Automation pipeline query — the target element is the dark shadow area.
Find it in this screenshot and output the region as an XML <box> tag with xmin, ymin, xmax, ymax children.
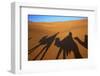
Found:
<box><xmin>74</xmin><ymin>35</ymin><xmax>88</xmax><ymax>48</ymax></box>
<box><xmin>55</xmin><ymin>32</ymin><xmax>82</xmax><ymax>59</ymax></box>
<box><xmin>28</xmin><ymin>37</ymin><xmax>32</xmax><ymax>40</ymax></box>
<box><xmin>28</xmin><ymin>35</ymin><xmax>48</xmax><ymax>54</ymax></box>
<box><xmin>29</xmin><ymin>32</ymin><xmax>59</xmax><ymax>60</ymax></box>
<box><xmin>33</xmin><ymin>32</ymin><xmax>59</xmax><ymax>60</ymax></box>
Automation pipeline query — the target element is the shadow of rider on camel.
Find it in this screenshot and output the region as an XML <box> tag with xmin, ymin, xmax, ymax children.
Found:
<box><xmin>55</xmin><ymin>32</ymin><xmax>82</xmax><ymax>59</ymax></box>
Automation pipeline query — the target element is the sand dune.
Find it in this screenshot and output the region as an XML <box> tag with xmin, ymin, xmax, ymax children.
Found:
<box><xmin>28</xmin><ymin>19</ymin><xmax>88</xmax><ymax>60</ymax></box>
<box><xmin>29</xmin><ymin>19</ymin><xmax>87</xmax><ymax>32</ymax></box>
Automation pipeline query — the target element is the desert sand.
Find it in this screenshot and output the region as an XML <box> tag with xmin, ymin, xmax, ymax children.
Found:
<box><xmin>28</xmin><ymin>19</ymin><xmax>88</xmax><ymax>60</ymax></box>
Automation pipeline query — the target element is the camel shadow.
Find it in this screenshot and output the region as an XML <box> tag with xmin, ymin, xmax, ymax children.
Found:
<box><xmin>55</xmin><ymin>32</ymin><xmax>82</xmax><ymax>59</ymax></box>
<box><xmin>29</xmin><ymin>32</ymin><xmax>59</xmax><ymax>60</ymax></box>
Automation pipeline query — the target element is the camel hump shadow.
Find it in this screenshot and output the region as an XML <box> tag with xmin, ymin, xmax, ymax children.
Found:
<box><xmin>39</xmin><ymin>32</ymin><xmax>59</xmax><ymax>46</ymax></box>
<box><xmin>39</xmin><ymin>35</ymin><xmax>48</xmax><ymax>44</ymax></box>
<box><xmin>55</xmin><ymin>32</ymin><xmax>82</xmax><ymax>59</ymax></box>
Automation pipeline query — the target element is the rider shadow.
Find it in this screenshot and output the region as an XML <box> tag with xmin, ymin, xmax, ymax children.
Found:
<box><xmin>55</xmin><ymin>32</ymin><xmax>82</xmax><ymax>59</ymax></box>
<box><xmin>74</xmin><ymin>35</ymin><xmax>88</xmax><ymax>49</ymax></box>
<box><xmin>29</xmin><ymin>32</ymin><xmax>59</xmax><ymax>60</ymax></box>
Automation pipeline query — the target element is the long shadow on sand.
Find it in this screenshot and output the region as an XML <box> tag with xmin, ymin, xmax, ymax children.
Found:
<box><xmin>29</xmin><ymin>32</ymin><xmax>59</xmax><ymax>60</ymax></box>
<box><xmin>55</xmin><ymin>32</ymin><xmax>82</xmax><ymax>59</ymax></box>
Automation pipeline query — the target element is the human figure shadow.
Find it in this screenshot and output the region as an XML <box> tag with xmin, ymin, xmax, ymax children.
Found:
<box><xmin>55</xmin><ymin>32</ymin><xmax>82</xmax><ymax>59</ymax></box>
<box><xmin>74</xmin><ymin>35</ymin><xmax>88</xmax><ymax>48</ymax></box>
<box><xmin>30</xmin><ymin>32</ymin><xmax>59</xmax><ymax>60</ymax></box>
